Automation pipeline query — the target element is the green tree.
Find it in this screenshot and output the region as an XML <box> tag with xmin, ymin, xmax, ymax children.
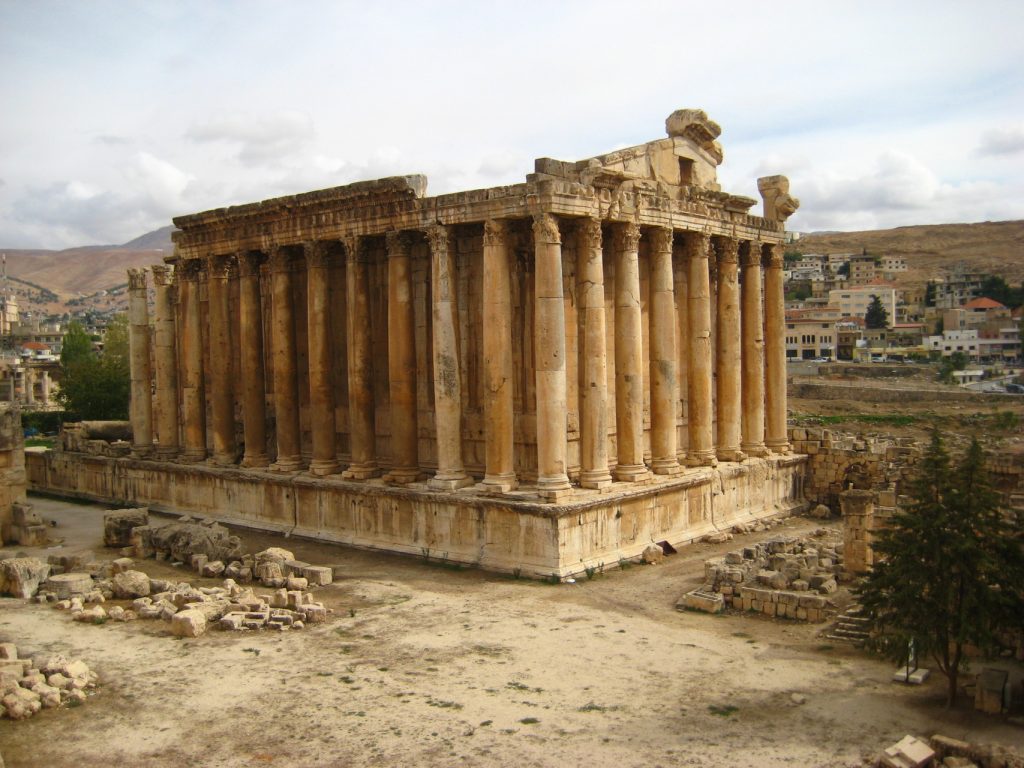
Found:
<box><xmin>865</xmin><ymin>294</ymin><xmax>888</xmax><ymax>329</ymax></box>
<box><xmin>57</xmin><ymin>315</ymin><xmax>131</xmax><ymax>420</ymax></box>
<box><xmin>837</xmin><ymin>262</ymin><xmax>850</xmax><ymax>278</ymax></box>
<box><xmin>857</xmin><ymin>433</ymin><xmax>1022</xmax><ymax>707</ymax></box>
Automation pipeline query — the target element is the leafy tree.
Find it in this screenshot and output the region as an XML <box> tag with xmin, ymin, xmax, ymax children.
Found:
<box><xmin>865</xmin><ymin>294</ymin><xmax>888</xmax><ymax>329</ymax></box>
<box><xmin>925</xmin><ymin>282</ymin><xmax>937</xmax><ymax>308</ymax></box>
<box><xmin>837</xmin><ymin>262</ymin><xmax>850</xmax><ymax>278</ymax></box>
<box><xmin>857</xmin><ymin>433</ymin><xmax>1022</xmax><ymax>707</ymax></box>
<box><xmin>57</xmin><ymin>315</ymin><xmax>131</xmax><ymax>420</ymax></box>
<box><xmin>783</xmin><ymin>250</ymin><xmax>802</xmax><ymax>265</ymax></box>
<box><xmin>979</xmin><ymin>275</ymin><xmax>1023</xmax><ymax>309</ymax></box>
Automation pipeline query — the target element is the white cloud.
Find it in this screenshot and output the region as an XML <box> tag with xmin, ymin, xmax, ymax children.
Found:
<box><xmin>977</xmin><ymin>125</ymin><xmax>1024</xmax><ymax>156</ymax></box>
<box><xmin>185</xmin><ymin>111</ymin><xmax>315</xmax><ymax>166</ymax></box>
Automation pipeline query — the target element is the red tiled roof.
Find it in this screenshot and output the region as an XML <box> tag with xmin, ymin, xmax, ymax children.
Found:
<box><xmin>20</xmin><ymin>341</ymin><xmax>50</xmax><ymax>351</ymax></box>
<box><xmin>963</xmin><ymin>297</ymin><xmax>1006</xmax><ymax>310</ymax></box>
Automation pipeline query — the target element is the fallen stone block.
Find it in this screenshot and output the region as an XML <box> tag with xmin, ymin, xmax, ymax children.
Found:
<box><xmin>73</xmin><ymin>606</ymin><xmax>107</xmax><ymax>624</ymax></box>
<box><xmin>641</xmin><ymin>544</ymin><xmax>664</xmax><ymax>565</ymax></box>
<box><xmin>676</xmin><ymin>589</ymin><xmax>724</xmax><ymax>614</ymax></box>
<box><xmin>285</xmin><ymin>576</ymin><xmax>309</xmax><ymax>591</ymax></box>
<box><xmin>112</xmin><ymin>570</ymin><xmax>150</xmax><ymax>599</ymax></box>
<box><xmin>3</xmin><ymin>686</ymin><xmax>42</xmax><ymax>720</ymax></box>
<box><xmin>43</xmin><ymin>572</ymin><xmax>94</xmax><ymax>599</ymax></box>
<box><xmin>0</xmin><ymin>643</ymin><xmax>18</xmax><ymax>660</ymax></box>
<box><xmin>202</xmin><ymin>561</ymin><xmax>225</xmax><ymax>578</ymax></box>
<box><xmin>103</xmin><ymin>508</ymin><xmax>149</xmax><ymax>548</ymax></box>
<box><xmin>170</xmin><ymin>609</ymin><xmax>207</xmax><ymax>638</ymax></box>
<box><xmin>110</xmin><ymin>557</ymin><xmax>134</xmax><ymax>574</ymax></box>
<box><xmin>0</xmin><ymin>558</ymin><xmax>51</xmax><ymax>599</ymax></box>
<box><xmin>301</xmin><ymin>604</ymin><xmax>327</xmax><ymax>624</ymax></box>
<box><xmin>879</xmin><ymin>735</ymin><xmax>935</xmax><ymax>768</ymax></box>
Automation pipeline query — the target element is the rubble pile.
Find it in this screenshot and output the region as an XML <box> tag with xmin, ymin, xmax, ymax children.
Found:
<box><xmin>0</xmin><ymin>644</ymin><xmax>98</xmax><ymax>720</ymax></box>
<box><xmin>679</xmin><ymin>529</ymin><xmax>844</xmax><ymax>622</ymax></box>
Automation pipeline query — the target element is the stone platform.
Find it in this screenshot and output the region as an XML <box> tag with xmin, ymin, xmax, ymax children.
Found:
<box><xmin>26</xmin><ymin>451</ymin><xmax>807</xmax><ymax>579</ymax></box>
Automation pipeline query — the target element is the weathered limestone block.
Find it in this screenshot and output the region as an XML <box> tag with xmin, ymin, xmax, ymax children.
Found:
<box><xmin>43</xmin><ymin>573</ymin><xmax>94</xmax><ymax>599</ymax></box>
<box><xmin>255</xmin><ymin>548</ymin><xmax>294</xmax><ymax>567</ymax></box>
<box><xmin>170</xmin><ymin>609</ymin><xmax>207</xmax><ymax>638</ymax></box>
<box><xmin>296</xmin><ymin>564</ymin><xmax>332</xmax><ymax>586</ymax></box>
<box><xmin>112</xmin><ymin>570</ymin><xmax>150</xmax><ymax>599</ymax></box>
<box><xmin>0</xmin><ymin>558</ymin><xmax>51</xmax><ymax>599</ymax></box>
<box><xmin>676</xmin><ymin>589</ymin><xmax>724</xmax><ymax>614</ymax></box>
<box><xmin>3</xmin><ymin>686</ymin><xmax>42</xmax><ymax>719</ymax></box>
<box><xmin>255</xmin><ymin>561</ymin><xmax>283</xmax><ymax>584</ymax></box>
<box><xmin>642</xmin><ymin>544</ymin><xmax>665</xmax><ymax>564</ymax></box>
<box><xmin>150</xmin><ymin>519</ymin><xmax>242</xmax><ymax>563</ymax></box>
<box><xmin>879</xmin><ymin>735</ymin><xmax>935</xmax><ymax>768</ymax></box>
<box><xmin>73</xmin><ymin>605</ymin><xmax>107</xmax><ymax>623</ymax></box>
<box><xmin>103</xmin><ymin>507</ymin><xmax>149</xmax><ymax>548</ymax></box>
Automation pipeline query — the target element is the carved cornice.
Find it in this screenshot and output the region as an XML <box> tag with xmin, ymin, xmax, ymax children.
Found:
<box><xmin>127</xmin><ymin>267</ymin><xmax>148</xmax><ymax>291</ymax></box>
<box><xmin>483</xmin><ymin>219</ymin><xmax>508</xmax><ymax>248</ymax></box>
<box><xmin>613</xmin><ymin>221</ymin><xmax>641</xmax><ymax>253</ymax></box>
<box><xmin>741</xmin><ymin>241</ymin><xmax>763</xmax><ymax>269</ymax></box>
<box><xmin>532</xmin><ymin>213</ymin><xmax>561</xmax><ymax>245</ymax></box>
<box><xmin>385</xmin><ymin>230</ymin><xmax>414</xmax><ymax>259</ymax></box>
<box><xmin>575</xmin><ymin>218</ymin><xmax>602</xmax><ymax>251</ymax></box>
<box><xmin>151</xmin><ymin>264</ymin><xmax>174</xmax><ymax>287</ymax></box>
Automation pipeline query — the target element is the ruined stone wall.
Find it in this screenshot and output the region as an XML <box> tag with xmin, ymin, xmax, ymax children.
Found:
<box><xmin>0</xmin><ymin>408</ymin><xmax>27</xmax><ymax>542</ymax></box>
<box><xmin>789</xmin><ymin>426</ymin><xmax>920</xmax><ymax>511</ymax></box>
<box><xmin>790</xmin><ymin>381</ymin><xmax>1014</xmax><ymax>405</ymax></box>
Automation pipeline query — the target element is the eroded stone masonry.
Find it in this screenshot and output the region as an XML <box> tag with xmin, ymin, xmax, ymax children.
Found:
<box><xmin>30</xmin><ymin>109</ymin><xmax>808</xmax><ymax>577</ymax></box>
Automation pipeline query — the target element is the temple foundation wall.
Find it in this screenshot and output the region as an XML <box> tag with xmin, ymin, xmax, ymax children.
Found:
<box><xmin>25</xmin><ymin>450</ymin><xmax>806</xmax><ymax>578</ymax></box>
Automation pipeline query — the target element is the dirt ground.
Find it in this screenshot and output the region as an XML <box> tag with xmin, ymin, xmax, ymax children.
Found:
<box><xmin>1</xmin><ymin>498</ymin><xmax>1022</xmax><ymax>768</ymax></box>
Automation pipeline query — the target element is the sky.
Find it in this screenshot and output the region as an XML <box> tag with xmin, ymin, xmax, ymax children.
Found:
<box><xmin>1</xmin><ymin>0</ymin><xmax>1022</xmax><ymax>249</ymax></box>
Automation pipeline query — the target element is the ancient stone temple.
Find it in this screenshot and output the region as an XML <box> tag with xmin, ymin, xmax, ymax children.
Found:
<box><xmin>31</xmin><ymin>109</ymin><xmax>808</xmax><ymax>577</ymax></box>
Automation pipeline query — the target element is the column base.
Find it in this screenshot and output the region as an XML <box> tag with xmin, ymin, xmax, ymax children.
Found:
<box><xmin>766</xmin><ymin>440</ymin><xmax>791</xmax><ymax>455</ymax></box>
<box><xmin>429</xmin><ymin>472</ymin><xmax>474</xmax><ymax>491</ymax></box>
<box><xmin>383</xmin><ymin>468</ymin><xmax>420</xmax><ymax>485</ymax></box>
<box><xmin>155</xmin><ymin>447</ymin><xmax>180</xmax><ymax>460</ymax></box>
<box><xmin>741</xmin><ymin>443</ymin><xmax>770</xmax><ymax>458</ymax></box>
<box><xmin>209</xmin><ymin>453</ymin><xmax>238</xmax><ymax>467</ymax></box>
<box><xmin>270</xmin><ymin>456</ymin><xmax>304</xmax><ymax>472</ymax></box>
<box><xmin>131</xmin><ymin>445</ymin><xmax>153</xmax><ymax>458</ymax></box>
<box><xmin>578</xmin><ymin>469</ymin><xmax>613</xmax><ymax>490</ymax></box>
<box><xmin>240</xmin><ymin>453</ymin><xmax>270</xmax><ymax>468</ymax></box>
<box><xmin>686</xmin><ymin>450</ymin><xmax>718</xmax><ymax>467</ymax></box>
<box><xmin>537</xmin><ymin>475</ymin><xmax>573</xmax><ymax>503</ymax></box>
<box><xmin>716</xmin><ymin>448</ymin><xmax>747</xmax><ymax>463</ymax></box>
<box><xmin>614</xmin><ymin>464</ymin><xmax>651</xmax><ymax>482</ymax></box>
<box><xmin>650</xmin><ymin>458</ymin><xmax>683</xmax><ymax>476</ymax></box>
<box><xmin>342</xmin><ymin>463</ymin><xmax>380</xmax><ymax>481</ymax></box>
<box><xmin>478</xmin><ymin>473</ymin><xmax>518</xmax><ymax>493</ymax></box>
<box><xmin>180</xmin><ymin>449</ymin><xmax>208</xmax><ymax>463</ymax></box>
<box><xmin>308</xmin><ymin>459</ymin><xmax>340</xmax><ymax>476</ymax></box>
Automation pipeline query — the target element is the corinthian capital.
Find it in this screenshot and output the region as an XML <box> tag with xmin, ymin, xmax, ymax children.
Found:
<box><xmin>532</xmin><ymin>213</ymin><xmax>561</xmax><ymax>245</ymax></box>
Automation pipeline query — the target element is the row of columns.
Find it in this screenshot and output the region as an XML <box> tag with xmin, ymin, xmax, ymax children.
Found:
<box><xmin>128</xmin><ymin>214</ymin><xmax>789</xmax><ymax>503</ymax></box>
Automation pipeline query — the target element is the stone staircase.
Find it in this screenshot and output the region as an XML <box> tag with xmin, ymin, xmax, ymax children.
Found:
<box><xmin>825</xmin><ymin>603</ymin><xmax>870</xmax><ymax>646</ymax></box>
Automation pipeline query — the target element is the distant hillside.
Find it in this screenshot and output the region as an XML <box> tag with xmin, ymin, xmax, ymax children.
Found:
<box><xmin>795</xmin><ymin>220</ymin><xmax>1024</xmax><ymax>284</ymax></box>
<box><xmin>1</xmin><ymin>226</ymin><xmax>177</xmax><ymax>300</ymax></box>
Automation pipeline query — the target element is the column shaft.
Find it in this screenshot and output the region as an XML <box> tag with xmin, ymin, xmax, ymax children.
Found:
<box><xmin>715</xmin><ymin>237</ymin><xmax>744</xmax><ymax>461</ymax></box>
<box><xmin>649</xmin><ymin>227</ymin><xmax>681</xmax><ymax>475</ymax></box>
<box><xmin>740</xmin><ymin>241</ymin><xmax>768</xmax><ymax>456</ymax></box>
<box><xmin>342</xmin><ymin>237</ymin><xmax>379</xmax><ymax>479</ymax></box>
<box><xmin>127</xmin><ymin>268</ymin><xmax>153</xmax><ymax>455</ymax></box>
<box><xmin>269</xmin><ymin>247</ymin><xmax>302</xmax><ymax>471</ymax></box>
<box><xmin>207</xmin><ymin>256</ymin><xmax>236</xmax><ymax>463</ymax></box>
<box><xmin>427</xmin><ymin>225</ymin><xmax>472</xmax><ymax>490</ymax></box>
<box><xmin>152</xmin><ymin>265</ymin><xmax>179</xmax><ymax>456</ymax></box>
<box><xmin>686</xmin><ymin>233</ymin><xmax>716</xmax><ymax>466</ymax></box>
<box><xmin>613</xmin><ymin>222</ymin><xmax>649</xmax><ymax>481</ymax></box>
<box><xmin>306</xmin><ymin>241</ymin><xmax>339</xmax><ymax>475</ymax></box>
<box><xmin>533</xmin><ymin>213</ymin><xmax>571</xmax><ymax>500</ymax></box>
<box><xmin>764</xmin><ymin>244</ymin><xmax>791</xmax><ymax>453</ymax></box>
<box><xmin>673</xmin><ymin>243</ymin><xmax>689</xmax><ymax>462</ymax></box>
<box><xmin>480</xmin><ymin>220</ymin><xmax>517</xmax><ymax>491</ymax></box>
<box><xmin>384</xmin><ymin>231</ymin><xmax>418</xmax><ymax>484</ymax></box>
<box><xmin>237</xmin><ymin>252</ymin><xmax>268</xmax><ymax>467</ymax></box>
<box><xmin>576</xmin><ymin>219</ymin><xmax>612</xmax><ymax>489</ymax></box>
<box><xmin>179</xmin><ymin>260</ymin><xmax>207</xmax><ymax>461</ymax></box>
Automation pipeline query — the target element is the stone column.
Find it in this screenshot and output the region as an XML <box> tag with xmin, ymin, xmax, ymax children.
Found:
<box><xmin>740</xmin><ymin>241</ymin><xmax>768</xmax><ymax>457</ymax></box>
<box><xmin>533</xmin><ymin>213</ymin><xmax>571</xmax><ymax>501</ymax></box>
<box><xmin>127</xmin><ymin>268</ymin><xmax>153</xmax><ymax>456</ymax></box>
<box><xmin>764</xmin><ymin>244</ymin><xmax>791</xmax><ymax>453</ymax></box>
<box><xmin>178</xmin><ymin>259</ymin><xmax>207</xmax><ymax>461</ymax></box>
<box><xmin>841</xmin><ymin>489</ymin><xmax>875</xmax><ymax>575</ymax></box>
<box><xmin>237</xmin><ymin>252</ymin><xmax>268</xmax><ymax>467</ymax></box>
<box><xmin>576</xmin><ymin>218</ymin><xmax>612</xmax><ymax>489</ymax></box>
<box><xmin>613</xmin><ymin>222</ymin><xmax>649</xmax><ymax>481</ymax></box>
<box><xmin>268</xmin><ymin>246</ymin><xmax>302</xmax><ymax>471</ymax></box>
<box><xmin>480</xmin><ymin>220</ymin><xmax>517</xmax><ymax>492</ymax></box>
<box><xmin>206</xmin><ymin>255</ymin><xmax>236</xmax><ymax>464</ymax></box>
<box><xmin>426</xmin><ymin>225</ymin><xmax>472</xmax><ymax>490</ymax></box>
<box><xmin>649</xmin><ymin>226</ymin><xmax>682</xmax><ymax>475</ymax></box>
<box><xmin>40</xmin><ymin>370</ymin><xmax>50</xmax><ymax>406</ymax></box>
<box><xmin>384</xmin><ymin>231</ymin><xmax>419</xmax><ymax>484</ymax></box>
<box><xmin>686</xmin><ymin>232</ymin><xmax>716</xmax><ymax>466</ymax></box>
<box><xmin>714</xmin><ymin>237</ymin><xmax>744</xmax><ymax>462</ymax></box>
<box><xmin>24</xmin><ymin>368</ymin><xmax>34</xmax><ymax>406</ymax></box>
<box><xmin>151</xmin><ymin>265</ymin><xmax>179</xmax><ymax>457</ymax></box>
<box><xmin>674</xmin><ymin>241</ymin><xmax>689</xmax><ymax>463</ymax></box>
<box><xmin>304</xmin><ymin>241</ymin><xmax>339</xmax><ymax>476</ymax></box>
<box><xmin>342</xmin><ymin>236</ymin><xmax>379</xmax><ymax>480</ymax></box>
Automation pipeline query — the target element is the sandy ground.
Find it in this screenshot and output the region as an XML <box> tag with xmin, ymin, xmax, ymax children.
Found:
<box><xmin>0</xmin><ymin>497</ymin><xmax>1022</xmax><ymax>768</ymax></box>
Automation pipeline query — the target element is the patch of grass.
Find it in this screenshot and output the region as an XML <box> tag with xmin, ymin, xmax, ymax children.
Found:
<box><xmin>815</xmin><ymin>413</ymin><xmax>917</xmax><ymax>427</ymax></box>
<box><xmin>708</xmin><ymin>704</ymin><xmax>738</xmax><ymax>717</ymax></box>
<box><xmin>618</xmin><ymin>557</ymin><xmax>632</xmax><ymax>571</ymax></box>
<box><xmin>816</xmin><ymin>644</ymin><xmax>835</xmax><ymax>652</ymax></box>
<box><xmin>578</xmin><ymin>702</ymin><xmax>622</xmax><ymax>713</ymax></box>
<box><xmin>339</xmin><ymin>675</ymin><xmax>355</xmax><ymax>684</ymax></box>
<box><xmin>518</xmin><ymin>717</ymin><xmax>540</xmax><ymax>725</ymax></box>
<box><xmin>511</xmin><ymin>567</ymin><xmax>522</xmax><ymax>580</ymax></box>
<box><xmin>242</xmin><ymin>647</ymin><xmax>261</xmax><ymax>656</ymax></box>
<box><xmin>479</xmin><ymin>720</ymin><xmax>493</xmax><ymax>727</ymax></box>
<box><xmin>427</xmin><ymin>698</ymin><xmax>463</xmax><ymax>710</ymax></box>
<box><xmin>316</xmin><ymin>671</ymin><xmax>332</xmax><ymax>677</ymax></box>
<box><xmin>507</xmin><ymin>681</ymin><xmax>543</xmax><ymax>694</ymax></box>
<box><xmin>544</xmin><ymin>573</ymin><xmax>560</xmax><ymax>585</ymax></box>
<box><xmin>731</xmin><ymin>631</ymin><xmax>752</xmax><ymax>638</ymax></box>
<box><xmin>92</xmin><ymin>616</ymin><xmax>108</xmax><ymax>626</ymax></box>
